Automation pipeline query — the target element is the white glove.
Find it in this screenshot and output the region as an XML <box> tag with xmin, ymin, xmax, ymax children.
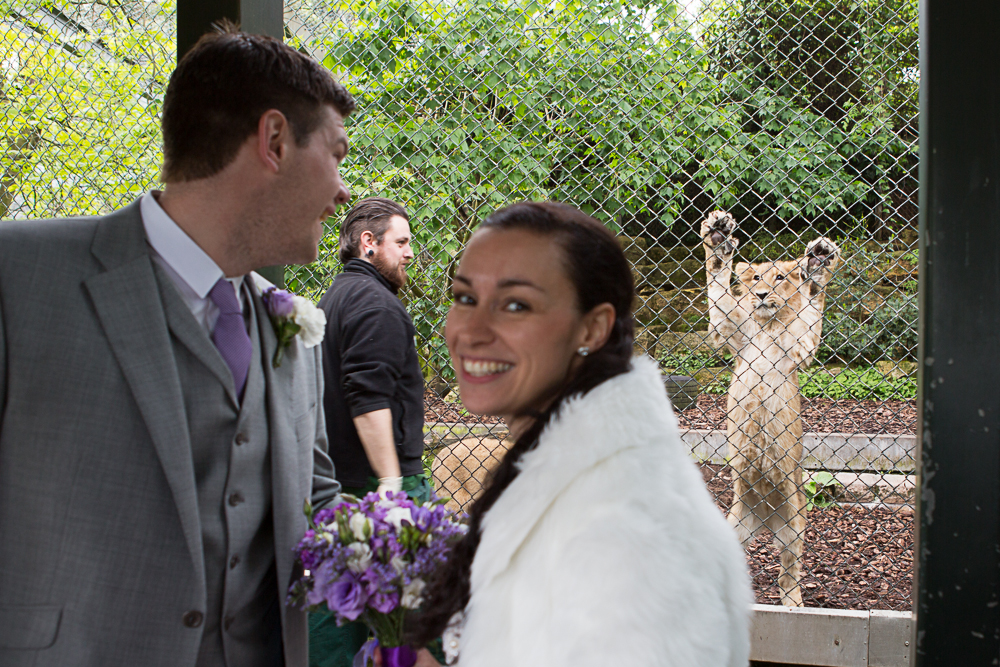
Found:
<box><xmin>376</xmin><ymin>476</ymin><xmax>403</xmax><ymax>496</ymax></box>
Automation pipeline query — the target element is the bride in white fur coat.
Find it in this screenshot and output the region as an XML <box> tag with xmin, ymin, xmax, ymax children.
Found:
<box><xmin>388</xmin><ymin>202</ymin><xmax>750</xmax><ymax>667</ymax></box>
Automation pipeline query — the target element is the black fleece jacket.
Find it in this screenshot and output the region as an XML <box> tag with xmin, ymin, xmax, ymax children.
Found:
<box><xmin>318</xmin><ymin>259</ymin><xmax>425</xmax><ymax>486</ymax></box>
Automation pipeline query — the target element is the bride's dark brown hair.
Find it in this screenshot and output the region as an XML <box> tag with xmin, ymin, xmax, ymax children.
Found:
<box><xmin>406</xmin><ymin>201</ymin><xmax>635</xmax><ymax>644</ymax></box>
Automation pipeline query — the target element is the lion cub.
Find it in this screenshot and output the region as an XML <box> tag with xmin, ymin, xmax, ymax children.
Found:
<box><xmin>701</xmin><ymin>210</ymin><xmax>841</xmax><ymax>606</ymax></box>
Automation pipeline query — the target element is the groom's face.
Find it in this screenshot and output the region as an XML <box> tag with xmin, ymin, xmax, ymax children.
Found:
<box><xmin>255</xmin><ymin>105</ymin><xmax>351</xmax><ymax>266</ymax></box>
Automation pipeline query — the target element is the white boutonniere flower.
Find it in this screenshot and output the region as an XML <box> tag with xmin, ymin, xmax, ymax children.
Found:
<box><xmin>261</xmin><ymin>286</ymin><xmax>326</xmax><ymax>367</ymax></box>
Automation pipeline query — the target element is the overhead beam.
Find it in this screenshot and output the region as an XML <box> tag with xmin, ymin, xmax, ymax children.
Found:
<box><xmin>177</xmin><ymin>0</ymin><xmax>283</xmax><ymax>59</ymax></box>
<box><xmin>914</xmin><ymin>0</ymin><xmax>1000</xmax><ymax>664</ymax></box>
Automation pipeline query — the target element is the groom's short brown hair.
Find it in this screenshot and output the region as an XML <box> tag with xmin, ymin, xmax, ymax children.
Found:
<box><xmin>160</xmin><ymin>23</ymin><xmax>355</xmax><ymax>183</ymax></box>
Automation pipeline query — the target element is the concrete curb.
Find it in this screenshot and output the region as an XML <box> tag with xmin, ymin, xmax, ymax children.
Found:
<box><xmin>682</xmin><ymin>429</ymin><xmax>916</xmax><ymax>473</ymax></box>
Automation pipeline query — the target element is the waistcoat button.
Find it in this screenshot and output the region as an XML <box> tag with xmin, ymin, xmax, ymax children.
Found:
<box><xmin>230</xmin><ymin>554</ymin><xmax>240</xmax><ymax>569</ymax></box>
<box><xmin>183</xmin><ymin>610</ymin><xmax>203</xmax><ymax>628</ymax></box>
<box><xmin>234</xmin><ymin>432</ymin><xmax>249</xmax><ymax>446</ymax></box>
<box><xmin>228</xmin><ymin>492</ymin><xmax>244</xmax><ymax>507</ymax></box>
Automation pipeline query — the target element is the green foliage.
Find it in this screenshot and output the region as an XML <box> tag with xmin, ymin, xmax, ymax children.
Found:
<box><xmin>820</xmin><ymin>241</ymin><xmax>918</xmax><ymax>363</ymax></box>
<box><xmin>1</xmin><ymin>2</ymin><xmax>173</xmax><ymax>219</ymax></box>
<box><xmin>422</xmin><ymin>447</ymin><xmax>437</xmax><ymax>488</ymax></box>
<box><xmin>703</xmin><ymin>0</ymin><xmax>918</xmax><ymax>229</ymax></box>
<box><xmin>5</xmin><ymin>1</ymin><xmax>918</xmax><ymax>388</ymax></box>
<box><xmin>280</xmin><ymin>0</ymin><xmax>919</xmax><ymax>384</ymax></box>
<box><xmin>657</xmin><ymin>350</ymin><xmax>732</xmax><ymax>394</ymax></box>
<box><xmin>658</xmin><ymin>351</ymin><xmax>726</xmax><ymax>376</ymax></box>
<box><xmin>804</xmin><ymin>471</ymin><xmax>840</xmax><ymax>510</ymax></box>
<box><xmin>799</xmin><ymin>366</ymin><xmax>915</xmax><ymax>400</ymax></box>
<box><xmin>406</xmin><ymin>296</ymin><xmax>454</xmax><ymax>383</ymax></box>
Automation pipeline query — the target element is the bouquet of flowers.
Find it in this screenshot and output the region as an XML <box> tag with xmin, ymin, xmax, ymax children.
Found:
<box><xmin>289</xmin><ymin>492</ymin><xmax>465</xmax><ymax>667</ymax></box>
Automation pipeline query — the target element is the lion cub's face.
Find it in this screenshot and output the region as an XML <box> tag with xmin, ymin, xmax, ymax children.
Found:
<box><xmin>736</xmin><ymin>260</ymin><xmax>803</xmax><ymax>322</ymax></box>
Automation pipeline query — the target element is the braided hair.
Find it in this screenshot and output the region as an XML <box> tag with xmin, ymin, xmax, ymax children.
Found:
<box><xmin>407</xmin><ymin>201</ymin><xmax>635</xmax><ymax>644</ymax></box>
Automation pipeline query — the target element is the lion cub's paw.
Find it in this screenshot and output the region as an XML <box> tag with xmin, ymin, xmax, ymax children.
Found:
<box><xmin>701</xmin><ymin>210</ymin><xmax>738</xmax><ymax>256</ymax></box>
<box><xmin>806</xmin><ymin>237</ymin><xmax>841</xmax><ymax>269</ymax></box>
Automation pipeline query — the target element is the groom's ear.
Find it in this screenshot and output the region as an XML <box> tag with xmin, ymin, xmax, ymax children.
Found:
<box><xmin>257</xmin><ymin>109</ymin><xmax>292</xmax><ymax>174</ymax></box>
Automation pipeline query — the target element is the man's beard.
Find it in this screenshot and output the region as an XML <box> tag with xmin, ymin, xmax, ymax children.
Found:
<box><xmin>371</xmin><ymin>253</ymin><xmax>407</xmax><ymax>290</ymax></box>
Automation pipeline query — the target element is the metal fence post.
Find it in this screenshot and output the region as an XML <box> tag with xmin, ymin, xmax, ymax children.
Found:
<box><xmin>914</xmin><ymin>0</ymin><xmax>1000</xmax><ymax>664</ymax></box>
<box><xmin>176</xmin><ymin>0</ymin><xmax>286</xmax><ymax>288</ymax></box>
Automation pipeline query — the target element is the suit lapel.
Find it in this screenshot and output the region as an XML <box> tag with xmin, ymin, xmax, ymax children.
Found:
<box><xmin>153</xmin><ymin>263</ymin><xmax>239</xmax><ymax>408</ymax></box>
<box><xmin>83</xmin><ymin>202</ymin><xmax>206</xmax><ymax>593</ymax></box>
<box><xmin>250</xmin><ymin>278</ymin><xmax>303</xmax><ymax>592</ymax></box>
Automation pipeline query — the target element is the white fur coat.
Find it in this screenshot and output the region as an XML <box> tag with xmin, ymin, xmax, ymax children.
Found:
<box><xmin>458</xmin><ymin>356</ymin><xmax>751</xmax><ymax>667</ymax></box>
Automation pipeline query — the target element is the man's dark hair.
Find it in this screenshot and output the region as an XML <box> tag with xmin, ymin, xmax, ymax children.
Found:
<box><xmin>338</xmin><ymin>197</ymin><xmax>409</xmax><ymax>264</ymax></box>
<box><xmin>160</xmin><ymin>23</ymin><xmax>356</xmax><ymax>182</ymax></box>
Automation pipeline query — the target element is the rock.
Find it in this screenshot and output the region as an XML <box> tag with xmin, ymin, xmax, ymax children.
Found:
<box><xmin>432</xmin><ymin>437</ymin><xmax>510</xmax><ymax>514</ymax></box>
<box><xmin>427</xmin><ymin>376</ymin><xmax>452</xmax><ymax>398</ymax></box>
<box><xmin>898</xmin><ymin>227</ymin><xmax>919</xmax><ymax>249</ymax></box>
<box><xmin>618</xmin><ymin>235</ymin><xmax>647</xmax><ymax>250</ymax></box>
<box><xmin>634</xmin><ymin>258</ymin><xmax>706</xmax><ymax>291</ymax></box>
<box><xmin>618</xmin><ymin>236</ymin><xmax>647</xmax><ymax>264</ymax></box>
<box><xmin>814</xmin><ymin>472</ymin><xmax>915</xmax><ymax>504</ymax></box>
<box><xmin>636</xmin><ymin>329</ymin><xmax>717</xmax><ymax>360</ymax></box>
<box><xmin>876</xmin><ymin>360</ymin><xmax>917</xmax><ymax>380</ymax></box>
<box><xmin>634</xmin><ymin>288</ymin><xmax>707</xmax><ymax>328</ymax></box>
<box><xmin>694</xmin><ymin>367</ymin><xmax>730</xmax><ymax>390</ymax></box>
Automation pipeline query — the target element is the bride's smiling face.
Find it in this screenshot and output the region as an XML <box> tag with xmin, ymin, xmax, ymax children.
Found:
<box><xmin>445</xmin><ymin>228</ymin><xmax>589</xmax><ymax>428</ymax></box>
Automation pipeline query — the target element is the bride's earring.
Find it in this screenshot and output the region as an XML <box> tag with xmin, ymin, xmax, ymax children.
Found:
<box><xmin>577</xmin><ymin>346</ymin><xmax>590</xmax><ymax>357</ymax></box>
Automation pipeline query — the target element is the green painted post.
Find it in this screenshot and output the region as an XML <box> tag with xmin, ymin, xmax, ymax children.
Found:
<box><xmin>176</xmin><ymin>0</ymin><xmax>286</xmax><ymax>288</ymax></box>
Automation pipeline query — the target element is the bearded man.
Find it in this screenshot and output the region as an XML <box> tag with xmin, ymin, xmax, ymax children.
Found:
<box><xmin>311</xmin><ymin>197</ymin><xmax>426</xmax><ymax>666</ymax></box>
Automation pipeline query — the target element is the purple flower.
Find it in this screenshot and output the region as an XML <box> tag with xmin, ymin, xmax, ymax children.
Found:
<box><xmin>263</xmin><ymin>287</ymin><xmax>295</xmax><ymax>318</ymax></box>
<box><xmin>369</xmin><ymin>590</ymin><xmax>400</xmax><ymax>614</ymax></box>
<box><xmin>326</xmin><ymin>571</ymin><xmax>368</xmax><ymax>620</ymax></box>
<box><xmin>307</xmin><ymin>560</ymin><xmax>336</xmax><ymax>607</ymax></box>
<box><xmin>289</xmin><ymin>489</ymin><xmax>466</xmax><ymax>646</ymax></box>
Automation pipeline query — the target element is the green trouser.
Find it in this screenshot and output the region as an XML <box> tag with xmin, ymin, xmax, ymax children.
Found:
<box><xmin>308</xmin><ymin>474</ymin><xmax>432</xmax><ymax>667</ymax></box>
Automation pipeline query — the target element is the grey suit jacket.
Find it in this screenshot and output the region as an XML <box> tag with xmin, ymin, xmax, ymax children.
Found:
<box><xmin>0</xmin><ymin>200</ymin><xmax>341</xmax><ymax>666</ymax></box>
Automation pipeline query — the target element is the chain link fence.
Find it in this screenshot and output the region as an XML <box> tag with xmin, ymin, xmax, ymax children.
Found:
<box><xmin>4</xmin><ymin>0</ymin><xmax>917</xmax><ymax>612</ymax></box>
<box><xmin>1</xmin><ymin>1</ymin><xmax>174</xmax><ymax>219</ymax></box>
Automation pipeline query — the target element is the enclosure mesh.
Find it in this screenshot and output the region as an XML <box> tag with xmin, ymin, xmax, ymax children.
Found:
<box><xmin>3</xmin><ymin>0</ymin><xmax>917</xmax><ymax>610</ymax></box>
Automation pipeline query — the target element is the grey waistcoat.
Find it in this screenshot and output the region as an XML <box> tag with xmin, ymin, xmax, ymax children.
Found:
<box><xmin>157</xmin><ymin>269</ymin><xmax>282</xmax><ymax>667</ymax></box>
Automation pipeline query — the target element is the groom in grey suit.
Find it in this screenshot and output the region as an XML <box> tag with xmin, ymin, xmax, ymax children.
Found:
<box><xmin>0</xmin><ymin>27</ymin><xmax>353</xmax><ymax>667</ymax></box>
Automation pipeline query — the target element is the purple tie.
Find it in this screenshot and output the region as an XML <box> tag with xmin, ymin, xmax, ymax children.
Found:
<box><xmin>208</xmin><ymin>278</ymin><xmax>252</xmax><ymax>398</ymax></box>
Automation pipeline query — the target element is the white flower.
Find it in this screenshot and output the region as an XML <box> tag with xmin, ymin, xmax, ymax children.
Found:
<box><xmin>348</xmin><ymin>513</ymin><xmax>372</xmax><ymax>542</ymax></box>
<box><xmin>346</xmin><ymin>542</ymin><xmax>373</xmax><ymax>573</ymax></box>
<box><xmin>442</xmin><ymin>612</ymin><xmax>464</xmax><ymax>664</ymax></box>
<box><xmin>384</xmin><ymin>506</ymin><xmax>414</xmax><ymax>531</ymax></box>
<box><xmin>401</xmin><ymin>578</ymin><xmax>426</xmax><ymax>609</ymax></box>
<box><xmin>291</xmin><ymin>295</ymin><xmax>326</xmax><ymax>348</ymax></box>
<box><xmin>390</xmin><ymin>554</ymin><xmax>408</xmax><ymax>575</ymax></box>
<box><xmin>376</xmin><ymin>496</ymin><xmax>399</xmax><ymax>511</ymax></box>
